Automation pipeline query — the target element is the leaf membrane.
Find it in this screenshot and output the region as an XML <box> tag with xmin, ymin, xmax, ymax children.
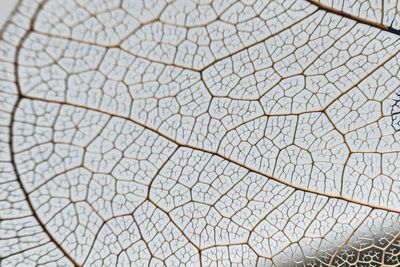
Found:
<box><xmin>1</xmin><ymin>0</ymin><xmax>400</xmax><ymax>266</ymax></box>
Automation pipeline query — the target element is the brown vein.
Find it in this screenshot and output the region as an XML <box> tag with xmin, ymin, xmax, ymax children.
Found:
<box><xmin>18</xmin><ymin>94</ymin><xmax>400</xmax><ymax>215</ymax></box>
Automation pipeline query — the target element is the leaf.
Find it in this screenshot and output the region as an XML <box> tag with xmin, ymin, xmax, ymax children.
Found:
<box><xmin>1</xmin><ymin>0</ymin><xmax>400</xmax><ymax>266</ymax></box>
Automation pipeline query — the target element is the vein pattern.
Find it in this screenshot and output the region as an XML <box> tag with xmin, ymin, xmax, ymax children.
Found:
<box><xmin>1</xmin><ymin>0</ymin><xmax>400</xmax><ymax>266</ymax></box>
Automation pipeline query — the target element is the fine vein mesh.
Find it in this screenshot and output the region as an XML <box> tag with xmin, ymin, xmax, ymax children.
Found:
<box><xmin>1</xmin><ymin>0</ymin><xmax>400</xmax><ymax>266</ymax></box>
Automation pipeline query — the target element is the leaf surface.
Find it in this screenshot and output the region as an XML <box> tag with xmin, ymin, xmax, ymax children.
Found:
<box><xmin>1</xmin><ymin>0</ymin><xmax>400</xmax><ymax>266</ymax></box>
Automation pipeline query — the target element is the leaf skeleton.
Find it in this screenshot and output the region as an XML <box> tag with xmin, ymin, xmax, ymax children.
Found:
<box><xmin>1</xmin><ymin>0</ymin><xmax>400</xmax><ymax>266</ymax></box>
